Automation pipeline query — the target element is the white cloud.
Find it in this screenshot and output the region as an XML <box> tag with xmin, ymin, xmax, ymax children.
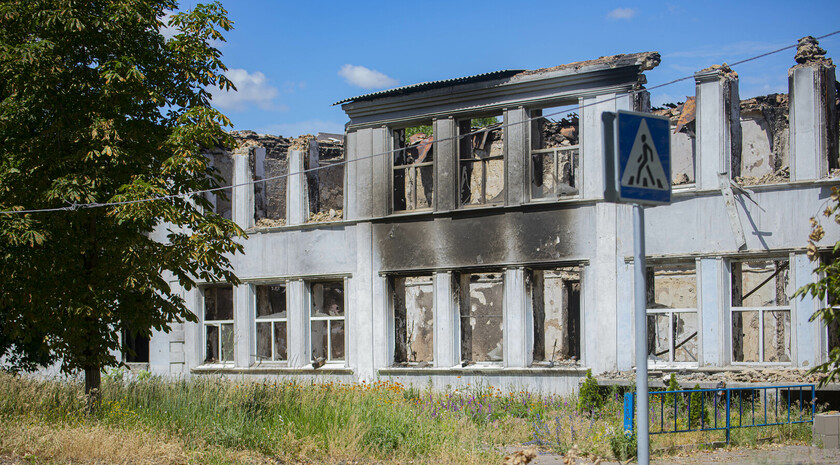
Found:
<box><xmin>606</xmin><ymin>8</ymin><xmax>636</xmax><ymax>20</ymax></box>
<box><xmin>211</xmin><ymin>69</ymin><xmax>282</xmax><ymax>112</ymax></box>
<box><xmin>338</xmin><ymin>64</ymin><xmax>398</xmax><ymax>89</ymax></box>
<box><xmin>257</xmin><ymin>120</ymin><xmax>346</xmax><ymax>138</ymax></box>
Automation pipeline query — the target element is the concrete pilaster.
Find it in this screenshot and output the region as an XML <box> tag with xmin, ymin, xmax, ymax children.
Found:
<box><xmin>232</xmin><ymin>147</ymin><xmax>257</xmax><ymax>229</ymax></box>
<box><xmin>585</xmin><ymin>202</ymin><xmax>621</xmax><ymax>373</ymax></box>
<box><xmin>789</xmin><ymin>64</ymin><xmax>838</xmax><ymax>180</ymax></box>
<box><xmin>371</xmin><ymin>127</ymin><xmax>390</xmax><ymax>218</ymax></box>
<box><xmin>694</xmin><ymin>67</ymin><xmax>741</xmax><ymax>190</ymax></box>
<box><xmin>698</xmin><ymin>257</ymin><xmax>725</xmax><ymax>366</ymax></box>
<box><xmin>792</xmin><ymin>252</ymin><xmax>820</xmax><ymax>367</ymax></box>
<box><xmin>286</xmin><ymin>149</ymin><xmax>308</xmax><ymax>226</ymax></box>
<box><xmin>185</xmin><ymin>287</ymin><xmax>203</xmax><ymax>370</ymax></box>
<box><xmin>233</xmin><ymin>284</ymin><xmax>254</xmax><ymax>368</ymax></box>
<box><xmin>286</xmin><ymin>279</ymin><xmax>308</xmax><ymax>367</ymax></box>
<box><xmin>433</xmin><ymin>117</ymin><xmax>458</xmax><ymax>212</ymax></box>
<box><xmin>433</xmin><ymin>271</ymin><xmax>460</xmax><ymax>367</ymax></box>
<box><xmin>352</xmin><ymin>223</ymin><xmax>375</xmax><ymax>375</ymax></box>
<box><xmin>581</xmin><ymin>93</ymin><xmax>633</xmax><ymax>200</ymax></box>
<box><xmin>503</xmin><ymin>267</ymin><xmax>532</xmax><ymax>367</ymax></box>
<box><xmin>504</xmin><ymin>107</ymin><xmax>528</xmax><ymax>206</ymax></box>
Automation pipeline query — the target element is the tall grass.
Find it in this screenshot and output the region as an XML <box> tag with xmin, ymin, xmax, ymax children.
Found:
<box><xmin>0</xmin><ymin>373</ymin><xmax>818</xmax><ymax>464</ymax></box>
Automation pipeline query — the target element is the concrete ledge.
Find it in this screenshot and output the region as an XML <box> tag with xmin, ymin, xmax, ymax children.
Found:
<box><xmin>191</xmin><ymin>365</ymin><xmax>353</xmax><ymax>376</ymax></box>
<box><xmin>379</xmin><ymin>366</ymin><xmax>588</xmax><ymax>376</ymax></box>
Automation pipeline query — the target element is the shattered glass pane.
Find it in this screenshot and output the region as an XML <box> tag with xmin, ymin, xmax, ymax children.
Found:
<box><xmin>673</xmin><ymin>312</ymin><xmax>698</xmax><ymax>362</ymax></box>
<box><xmin>311</xmin><ymin>320</ymin><xmax>328</xmax><ymax>361</ymax></box>
<box><xmin>311</xmin><ymin>282</ymin><xmax>344</xmax><ymax>317</ymax></box>
<box><xmin>274</xmin><ymin>321</ymin><xmax>287</xmax><ymax>361</ymax></box>
<box><xmin>331</xmin><ymin>321</ymin><xmax>345</xmax><ymax>361</ymax></box>
<box><xmin>221</xmin><ymin>323</ymin><xmax>234</xmax><ymax>362</ymax></box>
<box><xmin>256</xmin><ymin>322</ymin><xmax>271</xmax><ymax>360</ymax></box>
<box><xmin>647</xmin><ymin>313</ymin><xmax>670</xmax><ymax>362</ymax></box>
<box><xmin>732</xmin><ymin>311</ymin><xmax>761</xmax><ymax>363</ymax></box>
<box><xmin>256</xmin><ymin>284</ymin><xmax>286</xmax><ymax>318</ymax></box>
<box><xmin>215</xmin><ymin>286</ymin><xmax>233</xmax><ymax>320</ymax></box>
<box><xmin>205</xmin><ymin>325</ymin><xmax>219</xmax><ymax>363</ymax></box>
<box><xmin>763</xmin><ymin>310</ymin><xmax>791</xmax><ymax>362</ymax></box>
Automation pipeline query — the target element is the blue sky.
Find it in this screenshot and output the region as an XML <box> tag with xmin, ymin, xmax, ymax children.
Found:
<box><xmin>192</xmin><ymin>0</ymin><xmax>840</xmax><ymax>137</ymax></box>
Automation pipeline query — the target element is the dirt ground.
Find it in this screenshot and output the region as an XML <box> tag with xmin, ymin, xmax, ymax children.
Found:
<box><xmin>525</xmin><ymin>444</ymin><xmax>840</xmax><ymax>464</ymax></box>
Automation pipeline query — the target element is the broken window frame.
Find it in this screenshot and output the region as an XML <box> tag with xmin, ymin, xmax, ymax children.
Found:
<box><xmin>254</xmin><ymin>283</ymin><xmax>288</xmax><ymax>364</ymax></box>
<box><xmin>202</xmin><ymin>285</ymin><xmax>234</xmax><ymax>365</ymax></box>
<box><xmin>391</xmin><ymin>125</ymin><xmax>434</xmax><ymax>213</ymax></box>
<box><xmin>458</xmin><ymin>271</ymin><xmax>505</xmax><ymax>366</ymax></box>
<box><xmin>458</xmin><ymin>116</ymin><xmax>505</xmax><ymax>207</ymax></box>
<box><xmin>645</xmin><ymin>263</ymin><xmax>699</xmax><ymax>366</ymax></box>
<box><xmin>528</xmin><ymin>267</ymin><xmax>582</xmax><ymax>366</ymax></box>
<box><xmin>528</xmin><ymin>108</ymin><xmax>580</xmax><ymax>201</ymax></box>
<box><xmin>730</xmin><ymin>258</ymin><xmax>792</xmax><ymax>365</ymax></box>
<box><xmin>309</xmin><ymin>279</ymin><xmax>346</xmax><ymax>364</ymax></box>
<box><xmin>389</xmin><ymin>274</ymin><xmax>435</xmax><ymax>366</ymax></box>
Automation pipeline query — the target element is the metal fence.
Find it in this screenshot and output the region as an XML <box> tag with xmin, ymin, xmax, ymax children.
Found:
<box><xmin>623</xmin><ymin>384</ymin><xmax>816</xmax><ymax>442</ymax></box>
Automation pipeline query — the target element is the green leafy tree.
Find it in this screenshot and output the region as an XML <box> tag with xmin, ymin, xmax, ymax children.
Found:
<box><xmin>795</xmin><ymin>186</ymin><xmax>840</xmax><ymax>385</ymax></box>
<box><xmin>688</xmin><ymin>384</ymin><xmax>710</xmax><ymax>428</ymax></box>
<box><xmin>0</xmin><ymin>0</ymin><xmax>243</xmax><ymax>401</ymax></box>
<box><xmin>577</xmin><ymin>369</ymin><xmax>604</xmax><ymax>414</ymax></box>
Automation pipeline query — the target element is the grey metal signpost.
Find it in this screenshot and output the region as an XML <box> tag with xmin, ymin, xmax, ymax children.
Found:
<box><xmin>603</xmin><ymin>110</ymin><xmax>671</xmax><ymax>465</ymax></box>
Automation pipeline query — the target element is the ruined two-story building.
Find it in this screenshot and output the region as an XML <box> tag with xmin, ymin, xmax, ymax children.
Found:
<box><xmin>137</xmin><ymin>37</ymin><xmax>839</xmax><ymax>394</ymax></box>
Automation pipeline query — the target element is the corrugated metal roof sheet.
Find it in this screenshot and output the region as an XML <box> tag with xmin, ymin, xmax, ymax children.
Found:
<box><xmin>333</xmin><ymin>69</ymin><xmax>525</xmax><ymax>106</ymax></box>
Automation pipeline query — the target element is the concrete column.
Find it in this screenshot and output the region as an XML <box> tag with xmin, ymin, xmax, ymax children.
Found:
<box><xmin>503</xmin><ymin>267</ymin><xmax>532</xmax><ymax>367</ymax></box>
<box><xmin>433</xmin><ymin>117</ymin><xmax>458</xmax><ymax>212</ymax></box>
<box><xmin>233</xmin><ymin>284</ymin><xmax>254</xmax><ymax>368</ymax></box>
<box><xmin>789</xmin><ymin>40</ymin><xmax>838</xmax><ymax>180</ymax></box>
<box><xmin>615</xmin><ymin>260</ymin><xmax>635</xmax><ymax>371</ymax></box>
<box><xmin>286</xmin><ymin>149</ymin><xmax>308</xmax><ymax>226</ymax></box>
<box><xmin>581</xmin><ymin>93</ymin><xmax>633</xmax><ymax>199</ymax></box>
<box><xmin>352</xmin><ymin>223</ymin><xmax>375</xmax><ymax>376</ymax></box>
<box><xmin>286</xmin><ymin>279</ymin><xmax>308</xmax><ymax>367</ymax></box>
<box><xmin>504</xmin><ymin>107</ymin><xmax>529</xmax><ymax>206</ymax></box>
<box><xmin>185</xmin><ymin>287</ymin><xmax>203</xmax><ymax>371</ymax></box>
<box><xmin>697</xmin><ymin>257</ymin><xmax>725</xmax><ymax>366</ymax></box>
<box><xmin>585</xmin><ymin>203</ymin><xmax>619</xmax><ymax>373</ymax></box>
<box><xmin>792</xmin><ymin>252</ymin><xmax>820</xmax><ymax>367</ymax></box>
<box><xmin>371</xmin><ymin>127</ymin><xmax>390</xmax><ymax>218</ymax></box>
<box><xmin>232</xmin><ymin>147</ymin><xmax>257</xmax><ymax>229</ymax></box>
<box><xmin>694</xmin><ymin>65</ymin><xmax>741</xmax><ymax>190</ymax></box>
<box><xmin>345</xmin><ymin>128</ymin><xmax>374</xmax><ymax>220</ymax></box>
<box><xmin>433</xmin><ymin>271</ymin><xmax>460</xmax><ymax>367</ymax></box>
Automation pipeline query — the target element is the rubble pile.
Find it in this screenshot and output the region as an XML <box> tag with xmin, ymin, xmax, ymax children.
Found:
<box><xmin>736</xmin><ymin>166</ymin><xmax>791</xmax><ymax>186</ymax></box>
<box><xmin>599</xmin><ymin>367</ymin><xmax>830</xmax><ymax>386</ymax></box>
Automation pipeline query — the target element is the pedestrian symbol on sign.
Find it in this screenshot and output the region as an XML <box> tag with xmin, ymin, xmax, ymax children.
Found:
<box><xmin>620</xmin><ymin>119</ymin><xmax>668</xmax><ymax>191</ymax></box>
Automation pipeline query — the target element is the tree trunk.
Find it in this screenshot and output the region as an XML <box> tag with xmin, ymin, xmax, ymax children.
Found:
<box><xmin>84</xmin><ymin>365</ymin><xmax>101</xmax><ymax>413</ymax></box>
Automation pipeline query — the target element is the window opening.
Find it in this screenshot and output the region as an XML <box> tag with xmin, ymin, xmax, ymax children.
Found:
<box><xmin>820</xmin><ymin>252</ymin><xmax>840</xmax><ymax>356</ymax></box>
<box><xmin>393</xmin><ymin>125</ymin><xmax>434</xmax><ymax>212</ymax></box>
<box><xmin>205</xmin><ymin>151</ymin><xmax>233</xmax><ymax>219</ymax></box>
<box><xmin>646</xmin><ymin>263</ymin><xmax>698</xmax><ymax>365</ymax></box>
<box><xmin>203</xmin><ymin>285</ymin><xmax>234</xmax><ymax>363</ymax></box>
<box><xmin>255</xmin><ymin>284</ymin><xmax>287</xmax><ymax>362</ymax></box>
<box><xmin>731</xmin><ymin>259</ymin><xmax>791</xmax><ymax>363</ymax></box>
<box><xmin>530</xmin><ymin>267</ymin><xmax>581</xmax><ymax>365</ymax></box>
<box><xmin>458</xmin><ymin>272</ymin><xmax>504</xmax><ymax>364</ymax></box>
<box><xmin>310</xmin><ymin>281</ymin><xmax>345</xmax><ymax>362</ymax></box>
<box><xmin>459</xmin><ymin>116</ymin><xmax>504</xmax><ymax>206</ymax></box>
<box><xmin>391</xmin><ymin>275</ymin><xmax>434</xmax><ymax>365</ymax></box>
<box><xmin>306</xmin><ymin>138</ymin><xmax>345</xmax><ymax>222</ymax></box>
<box><xmin>252</xmin><ymin>142</ymin><xmax>288</xmax><ymax>228</ymax></box>
<box><xmin>122</xmin><ymin>328</ymin><xmax>149</xmax><ymax>363</ymax></box>
<box><xmin>530</xmin><ymin>108</ymin><xmax>579</xmax><ymax>199</ymax></box>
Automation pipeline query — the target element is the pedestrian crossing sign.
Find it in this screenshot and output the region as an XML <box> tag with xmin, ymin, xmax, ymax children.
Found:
<box><xmin>615</xmin><ymin>110</ymin><xmax>671</xmax><ymax>205</ymax></box>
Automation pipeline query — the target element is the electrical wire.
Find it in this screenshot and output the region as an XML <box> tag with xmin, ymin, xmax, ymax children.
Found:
<box><xmin>2</xmin><ymin>29</ymin><xmax>839</xmax><ymax>216</ymax></box>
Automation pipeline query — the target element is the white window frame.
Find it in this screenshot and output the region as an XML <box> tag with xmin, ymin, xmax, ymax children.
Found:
<box><xmin>254</xmin><ymin>282</ymin><xmax>289</xmax><ymax>364</ymax></box>
<box><xmin>730</xmin><ymin>259</ymin><xmax>792</xmax><ymax>366</ymax></box>
<box><xmin>458</xmin><ymin>117</ymin><xmax>505</xmax><ymax>207</ymax></box>
<box><xmin>202</xmin><ymin>285</ymin><xmax>234</xmax><ymax>365</ymax></box>
<box><xmin>645</xmin><ymin>262</ymin><xmax>699</xmax><ymax>367</ymax></box>
<box><xmin>309</xmin><ymin>279</ymin><xmax>347</xmax><ymax>364</ymax></box>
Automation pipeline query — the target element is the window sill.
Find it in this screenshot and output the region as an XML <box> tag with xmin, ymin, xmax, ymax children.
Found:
<box><xmin>379</xmin><ymin>366</ymin><xmax>589</xmax><ymax>376</ymax></box>
<box><xmin>192</xmin><ymin>365</ymin><xmax>353</xmax><ymax>375</ymax></box>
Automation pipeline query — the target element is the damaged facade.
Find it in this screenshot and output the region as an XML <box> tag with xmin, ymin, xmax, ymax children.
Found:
<box><xmin>136</xmin><ymin>37</ymin><xmax>840</xmax><ymax>394</ymax></box>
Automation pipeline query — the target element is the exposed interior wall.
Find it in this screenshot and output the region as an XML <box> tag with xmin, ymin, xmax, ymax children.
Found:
<box><xmin>530</xmin><ymin>267</ymin><xmax>581</xmax><ymax>364</ymax></box>
<box><xmin>393</xmin><ymin>127</ymin><xmax>434</xmax><ymax>211</ymax></box>
<box><xmin>235</xmin><ymin>131</ymin><xmax>292</xmax><ymax>227</ymax></box>
<box><xmin>459</xmin><ymin>272</ymin><xmax>504</xmax><ymax>363</ymax></box>
<box><xmin>530</xmin><ymin>112</ymin><xmax>580</xmax><ymax>198</ymax></box>
<box><xmin>737</xmin><ymin>94</ymin><xmax>791</xmax><ymax>183</ymax></box>
<box><xmin>392</xmin><ymin>275</ymin><xmax>434</xmax><ymax>365</ymax></box>
<box><xmin>653</xmin><ymin>100</ymin><xmax>696</xmax><ymax>185</ymax></box>
<box><xmin>459</xmin><ymin>119</ymin><xmax>505</xmax><ymax>206</ymax></box>
<box><xmin>646</xmin><ymin>264</ymin><xmax>698</xmax><ymax>364</ymax></box>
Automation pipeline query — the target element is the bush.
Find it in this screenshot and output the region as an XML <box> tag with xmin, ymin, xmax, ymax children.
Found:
<box><xmin>664</xmin><ymin>373</ymin><xmax>681</xmax><ymax>408</ymax></box>
<box><xmin>577</xmin><ymin>369</ymin><xmax>604</xmax><ymax>414</ymax></box>
<box><xmin>688</xmin><ymin>383</ymin><xmax>711</xmax><ymax>428</ymax></box>
<box><xmin>609</xmin><ymin>428</ymin><xmax>636</xmax><ymax>461</ymax></box>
